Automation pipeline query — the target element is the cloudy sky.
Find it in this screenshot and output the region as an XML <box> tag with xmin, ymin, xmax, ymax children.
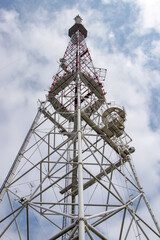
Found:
<box><xmin>0</xmin><ymin>0</ymin><xmax>160</xmax><ymax>231</ymax></box>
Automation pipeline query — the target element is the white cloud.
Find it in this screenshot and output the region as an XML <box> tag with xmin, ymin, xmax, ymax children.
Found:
<box><xmin>151</xmin><ymin>40</ymin><xmax>160</xmax><ymax>58</ymax></box>
<box><xmin>101</xmin><ymin>0</ymin><xmax>117</xmax><ymax>4</ymax></box>
<box><xmin>137</xmin><ymin>0</ymin><xmax>160</xmax><ymax>32</ymax></box>
<box><xmin>123</xmin><ymin>0</ymin><xmax>160</xmax><ymax>33</ymax></box>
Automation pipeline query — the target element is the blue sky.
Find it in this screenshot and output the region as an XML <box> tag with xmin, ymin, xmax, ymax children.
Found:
<box><xmin>0</xmin><ymin>0</ymin><xmax>160</xmax><ymax>237</ymax></box>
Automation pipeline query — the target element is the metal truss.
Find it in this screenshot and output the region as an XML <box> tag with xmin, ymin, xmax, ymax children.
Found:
<box><xmin>0</xmin><ymin>15</ymin><xmax>160</xmax><ymax>240</ymax></box>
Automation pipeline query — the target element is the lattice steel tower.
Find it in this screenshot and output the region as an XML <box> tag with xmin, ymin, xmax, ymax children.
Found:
<box><xmin>0</xmin><ymin>16</ymin><xmax>160</xmax><ymax>240</ymax></box>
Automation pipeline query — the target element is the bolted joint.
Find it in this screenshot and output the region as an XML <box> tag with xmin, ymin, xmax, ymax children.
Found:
<box><xmin>18</xmin><ymin>197</ymin><xmax>28</xmax><ymax>206</ymax></box>
<box><xmin>78</xmin><ymin>216</ymin><xmax>87</xmax><ymax>224</ymax></box>
<box><xmin>77</xmin><ymin>129</ymin><xmax>83</xmax><ymax>134</ymax></box>
<box><xmin>78</xmin><ymin>162</ymin><xmax>83</xmax><ymax>166</ymax></box>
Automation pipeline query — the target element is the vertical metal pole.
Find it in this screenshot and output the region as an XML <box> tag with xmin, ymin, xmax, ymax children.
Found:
<box><xmin>77</xmin><ymin>31</ymin><xmax>85</xmax><ymax>240</ymax></box>
<box><xmin>77</xmin><ymin>74</ymin><xmax>85</xmax><ymax>239</ymax></box>
<box><xmin>72</xmin><ymin>44</ymin><xmax>78</xmax><ymax>220</ymax></box>
<box><xmin>26</xmin><ymin>205</ymin><xmax>29</xmax><ymax>240</ymax></box>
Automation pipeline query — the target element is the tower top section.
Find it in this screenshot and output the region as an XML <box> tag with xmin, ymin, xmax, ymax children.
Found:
<box><xmin>68</xmin><ymin>15</ymin><xmax>87</xmax><ymax>39</ymax></box>
<box><xmin>74</xmin><ymin>15</ymin><xmax>82</xmax><ymax>24</ymax></box>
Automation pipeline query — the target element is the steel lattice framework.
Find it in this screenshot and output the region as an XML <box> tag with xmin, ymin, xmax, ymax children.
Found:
<box><xmin>0</xmin><ymin>16</ymin><xmax>160</xmax><ymax>240</ymax></box>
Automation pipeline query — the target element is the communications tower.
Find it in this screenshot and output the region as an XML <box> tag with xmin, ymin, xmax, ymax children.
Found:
<box><xmin>0</xmin><ymin>16</ymin><xmax>160</xmax><ymax>240</ymax></box>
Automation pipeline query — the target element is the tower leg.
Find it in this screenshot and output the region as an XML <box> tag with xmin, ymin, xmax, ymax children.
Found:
<box><xmin>128</xmin><ymin>156</ymin><xmax>160</xmax><ymax>234</ymax></box>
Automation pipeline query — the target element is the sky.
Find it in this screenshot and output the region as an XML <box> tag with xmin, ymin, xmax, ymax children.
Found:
<box><xmin>0</xmin><ymin>0</ymin><xmax>160</xmax><ymax>237</ymax></box>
